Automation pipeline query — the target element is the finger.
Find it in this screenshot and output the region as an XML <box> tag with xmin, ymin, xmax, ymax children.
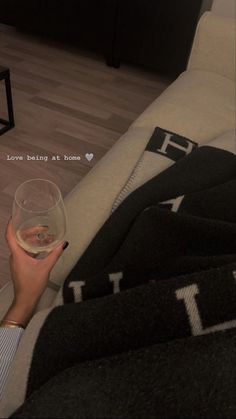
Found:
<box><xmin>44</xmin><ymin>241</ymin><xmax>69</xmax><ymax>270</ymax></box>
<box><xmin>5</xmin><ymin>218</ymin><xmax>22</xmax><ymax>254</ymax></box>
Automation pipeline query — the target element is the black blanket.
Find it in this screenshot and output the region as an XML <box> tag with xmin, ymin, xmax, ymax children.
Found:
<box><xmin>5</xmin><ymin>129</ymin><xmax>236</xmax><ymax>418</ymax></box>
<box><xmin>62</xmin><ymin>130</ymin><xmax>236</xmax><ymax>303</ymax></box>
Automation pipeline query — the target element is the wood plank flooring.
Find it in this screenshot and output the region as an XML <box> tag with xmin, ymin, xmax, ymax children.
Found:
<box><xmin>0</xmin><ymin>23</ymin><xmax>171</xmax><ymax>289</ymax></box>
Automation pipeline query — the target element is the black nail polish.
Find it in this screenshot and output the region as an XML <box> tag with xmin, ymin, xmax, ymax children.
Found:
<box><xmin>63</xmin><ymin>241</ymin><xmax>69</xmax><ymax>250</ymax></box>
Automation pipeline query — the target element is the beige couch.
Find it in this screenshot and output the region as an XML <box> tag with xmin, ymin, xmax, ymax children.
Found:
<box><xmin>0</xmin><ymin>5</ymin><xmax>235</xmax><ymax>319</ymax></box>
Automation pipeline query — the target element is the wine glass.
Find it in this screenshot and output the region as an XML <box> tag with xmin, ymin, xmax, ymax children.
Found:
<box><xmin>12</xmin><ymin>179</ymin><xmax>67</xmax><ymax>257</ymax></box>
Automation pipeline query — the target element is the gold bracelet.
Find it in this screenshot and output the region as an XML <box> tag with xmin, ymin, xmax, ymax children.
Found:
<box><xmin>0</xmin><ymin>319</ymin><xmax>25</xmax><ymax>329</ymax></box>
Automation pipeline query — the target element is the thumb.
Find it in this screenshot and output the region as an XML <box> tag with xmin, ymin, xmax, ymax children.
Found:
<box><xmin>44</xmin><ymin>241</ymin><xmax>69</xmax><ymax>270</ymax></box>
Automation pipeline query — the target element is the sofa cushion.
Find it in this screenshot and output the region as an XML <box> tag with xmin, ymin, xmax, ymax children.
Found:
<box><xmin>212</xmin><ymin>0</ymin><xmax>235</xmax><ymax>18</ymax></box>
<box><xmin>133</xmin><ymin>69</ymin><xmax>235</xmax><ymax>141</ymax></box>
<box><xmin>188</xmin><ymin>12</ymin><xmax>235</xmax><ymax>81</ymax></box>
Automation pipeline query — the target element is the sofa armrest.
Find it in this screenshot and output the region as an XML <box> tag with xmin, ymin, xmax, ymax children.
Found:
<box><xmin>187</xmin><ymin>12</ymin><xmax>235</xmax><ymax>81</ymax></box>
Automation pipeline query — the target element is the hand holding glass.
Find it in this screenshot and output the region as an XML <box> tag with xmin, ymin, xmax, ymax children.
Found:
<box><xmin>12</xmin><ymin>179</ymin><xmax>67</xmax><ymax>257</ymax></box>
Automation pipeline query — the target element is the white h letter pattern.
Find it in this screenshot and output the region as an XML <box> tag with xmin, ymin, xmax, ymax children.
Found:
<box><xmin>157</xmin><ymin>132</ymin><xmax>194</xmax><ymax>156</ymax></box>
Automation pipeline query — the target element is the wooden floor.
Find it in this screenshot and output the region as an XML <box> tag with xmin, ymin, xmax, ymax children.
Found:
<box><xmin>0</xmin><ymin>23</ymin><xmax>171</xmax><ymax>288</ymax></box>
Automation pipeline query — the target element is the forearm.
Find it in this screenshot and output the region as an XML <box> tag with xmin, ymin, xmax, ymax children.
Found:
<box><xmin>1</xmin><ymin>297</ymin><xmax>39</xmax><ymax>329</ymax></box>
<box><xmin>0</xmin><ymin>218</ymin><xmax>66</xmax><ymax>400</ymax></box>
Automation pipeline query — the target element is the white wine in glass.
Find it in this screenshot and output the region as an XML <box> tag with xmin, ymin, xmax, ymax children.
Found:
<box><xmin>12</xmin><ymin>179</ymin><xmax>67</xmax><ymax>257</ymax></box>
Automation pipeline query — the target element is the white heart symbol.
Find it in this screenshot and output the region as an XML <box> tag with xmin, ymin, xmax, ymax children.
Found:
<box><xmin>85</xmin><ymin>153</ymin><xmax>94</xmax><ymax>162</ymax></box>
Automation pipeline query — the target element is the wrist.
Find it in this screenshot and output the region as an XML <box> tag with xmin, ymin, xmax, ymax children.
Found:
<box><xmin>0</xmin><ymin>319</ymin><xmax>25</xmax><ymax>329</ymax></box>
<box><xmin>2</xmin><ymin>298</ymin><xmax>39</xmax><ymax>328</ymax></box>
<box><xmin>13</xmin><ymin>293</ymin><xmax>40</xmax><ymax>310</ymax></box>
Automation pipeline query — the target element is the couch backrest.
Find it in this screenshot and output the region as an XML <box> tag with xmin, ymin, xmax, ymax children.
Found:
<box><xmin>187</xmin><ymin>11</ymin><xmax>235</xmax><ymax>81</ymax></box>
<box><xmin>212</xmin><ymin>0</ymin><xmax>235</xmax><ymax>18</ymax></box>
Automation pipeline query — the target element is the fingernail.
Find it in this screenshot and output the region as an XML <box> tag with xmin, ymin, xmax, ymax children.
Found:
<box><xmin>63</xmin><ymin>241</ymin><xmax>69</xmax><ymax>250</ymax></box>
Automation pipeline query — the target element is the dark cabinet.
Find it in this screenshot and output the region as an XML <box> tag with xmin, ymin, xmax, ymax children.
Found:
<box><xmin>112</xmin><ymin>0</ymin><xmax>203</xmax><ymax>76</ymax></box>
<box><xmin>0</xmin><ymin>0</ymin><xmax>117</xmax><ymax>59</ymax></box>
<box><xmin>0</xmin><ymin>0</ymin><xmax>203</xmax><ymax>77</ymax></box>
<box><xmin>17</xmin><ymin>0</ymin><xmax>116</xmax><ymax>55</ymax></box>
